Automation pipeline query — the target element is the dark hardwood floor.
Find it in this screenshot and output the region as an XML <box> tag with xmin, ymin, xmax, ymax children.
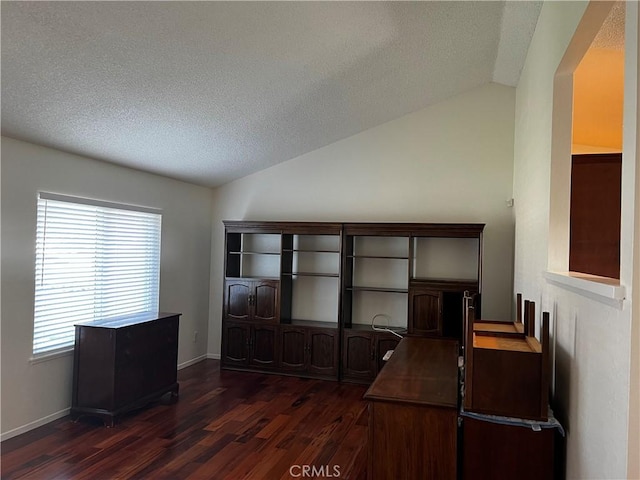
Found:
<box><xmin>1</xmin><ymin>360</ymin><xmax>369</xmax><ymax>479</ymax></box>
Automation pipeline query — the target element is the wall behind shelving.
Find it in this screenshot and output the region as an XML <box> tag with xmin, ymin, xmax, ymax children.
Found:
<box><xmin>209</xmin><ymin>82</ymin><xmax>517</xmax><ymax>355</ymax></box>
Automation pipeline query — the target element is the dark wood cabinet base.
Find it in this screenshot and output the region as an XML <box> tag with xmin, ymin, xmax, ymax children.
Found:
<box><xmin>342</xmin><ymin>329</ymin><xmax>400</xmax><ymax>383</ymax></box>
<box><xmin>70</xmin><ymin>383</ymin><xmax>179</xmax><ymax>427</ymax></box>
<box><xmin>71</xmin><ymin>312</ymin><xmax>181</xmax><ymax>427</ymax></box>
<box><xmin>222</xmin><ymin>320</ymin><xmax>340</xmax><ymax>380</ymax></box>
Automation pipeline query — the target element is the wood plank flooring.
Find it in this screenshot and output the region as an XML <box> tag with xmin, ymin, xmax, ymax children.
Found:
<box><xmin>1</xmin><ymin>360</ymin><xmax>369</xmax><ymax>479</ymax></box>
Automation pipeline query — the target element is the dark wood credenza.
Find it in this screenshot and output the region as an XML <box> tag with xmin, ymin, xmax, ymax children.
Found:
<box><xmin>71</xmin><ymin>312</ymin><xmax>181</xmax><ymax>426</ymax></box>
<box><xmin>364</xmin><ymin>337</ymin><xmax>460</xmax><ymax>480</ymax></box>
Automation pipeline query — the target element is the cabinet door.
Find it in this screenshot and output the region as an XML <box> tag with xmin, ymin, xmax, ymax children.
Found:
<box><xmin>253</xmin><ymin>280</ymin><xmax>280</xmax><ymax>322</ymax></box>
<box><xmin>115</xmin><ymin>325</ymin><xmax>148</xmax><ymax>409</ymax></box>
<box><xmin>342</xmin><ymin>331</ymin><xmax>375</xmax><ymax>382</ymax></box>
<box><xmin>280</xmin><ymin>327</ymin><xmax>307</xmax><ymax>373</ymax></box>
<box><xmin>409</xmin><ymin>288</ymin><xmax>443</xmax><ymax>336</ymax></box>
<box><xmin>308</xmin><ymin>328</ymin><xmax>339</xmax><ymax>377</ymax></box>
<box><xmin>249</xmin><ymin>325</ymin><xmax>279</xmax><ymax>369</ymax></box>
<box><xmin>375</xmin><ymin>334</ymin><xmax>400</xmax><ymax>374</ymax></box>
<box><xmin>222</xmin><ymin>322</ymin><xmax>250</xmax><ymax>367</ymax></box>
<box><xmin>144</xmin><ymin>316</ymin><xmax>179</xmax><ymax>394</ymax></box>
<box><xmin>78</xmin><ymin>327</ymin><xmax>118</xmax><ymax>410</ymax></box>
<box><xmin>225</xmin><ymin>280</ymin><xmax>252</xmax><ymax>321</ymax></box>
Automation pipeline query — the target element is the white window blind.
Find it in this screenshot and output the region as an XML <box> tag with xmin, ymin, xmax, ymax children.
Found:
<box><xmin>33</xmin><ymin>193</ymin><xmax>161</xmax><ymax>356</ymax></box>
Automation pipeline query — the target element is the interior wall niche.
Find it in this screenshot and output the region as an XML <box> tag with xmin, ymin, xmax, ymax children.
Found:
<box><xmin>568</xmin><ymin>3</ymin><xmax>624</xmax><ymax>280</ymax></box>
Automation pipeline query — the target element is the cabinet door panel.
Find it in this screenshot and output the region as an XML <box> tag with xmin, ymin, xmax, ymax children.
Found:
<box><xmin>118</xmin><ymin>324</ymin><xmax>152</xmax><ymax>401</ymax></box>
<box><xmin>144</xmin><ymin>317</ymin><xmax>179</xmax><ymax>393</ymax></box>
<box><xmin>225</xmin><ymin>280</ymin><xmax>252</xmax><ymax>320</ymax></box>
<box><xmin>250</xmin><ymin>325</ymin><xmax>278</xmax><ymax>369</ymax></box>
<box><xmin>409</xmin><ymin>289</ymin><xmax>443</xmax><ymax>336</ymax></box>
<box><xmin>77</xmin><ymin>329</ymin><xmax>117</xmax><ymax>410</ymax></box>
<box><xmin>222</xmin><ymin>322</ymin><xmax>249</xmax><ymax>366</ymax></box>
<box><xmin>342</xmin><ymin>332</ymin><xmax>374</xmax><ymax>381</ymax></box>
<box><xmin>253</xmin><ymin>281</ymin><xmax>280</xmax><ymax>322</ymax></box>
<box><xmin>147</xmin><ymin>317</ymin><xmax>178</xmax><ymax>389</ymax></box>
<box><xmin>280</xmin><ymin>328</ymin><xmax>307</xmax><ymax>372</ymax></box>
<box><xmin>308</xmin><ymin>329</ymin><xmax>338</xmax><ymax>377</ymax></box>
<box><xmin>114</xmin><ymin>363</ymin><xmax>144</xmax><ymax>409</ymax></box>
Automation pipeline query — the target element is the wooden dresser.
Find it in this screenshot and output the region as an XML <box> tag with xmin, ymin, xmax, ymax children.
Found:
<box><xmin>71</xmin><ymin>312</ymin><xmax>181</xmax><ymax>426</ymax></box>
<box><xmin>364</xmin><ymin>337</ymin><xmax>460</xmax><ymax>480</ymax></box>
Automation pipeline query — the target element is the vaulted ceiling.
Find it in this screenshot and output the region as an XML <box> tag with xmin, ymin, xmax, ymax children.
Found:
<box><xmin>2</xmin><ymin>2</ymin><xmax>542</xmax><ymax>187</ymax></box>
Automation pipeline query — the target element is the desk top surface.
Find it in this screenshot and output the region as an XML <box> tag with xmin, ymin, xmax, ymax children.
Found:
<box><xmin>364</xmin><ymin>336</ymin><xmax>459</xmax><ymax>408</ymax></box>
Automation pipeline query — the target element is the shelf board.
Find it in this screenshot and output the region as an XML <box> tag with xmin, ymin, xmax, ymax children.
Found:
<box><xmin>287</xmin><ymin>319</ymin><xmax>339</xmax><ymax>329</ymax></box>
<box><xmin>282</xmin><ymin>249</ymin><xmax>340</xmax><ymax>254</ymax></box>
<box><xmin>411</xmin><ymin>277</ymin><xmax>478</xmax><ymax>283</ymax></box>
<box><xmin>346</xmin><ymin>323</ymin><xmax>376</xmax><ymax>332</ymax></box>
<box><xmin>348</xmin><ymin>255</ymin><xmax>409</xmax><ymax>260</ymax></box>
<box><xmin>228</xmin><ymin>251</ymin><xmax>280</xmax><ymax>256</ymax></box>
<box><xmin>346</xmin><ymin>323</ymin><xmax>408</xmax><ymax>332</ymax></box>
<box><xmin>282</xmin><ymin>272</ymin><xmax>339</xmax><ymax>278</ymax></box>
<box><xmin>409</xmin><ymin>278</ymin><xmax>479</xmax><ymax>291</ymax></box>
<box><xmin>225</xmin><ymin>276</ymin><xmax>280</xmax><ymax>281</ymax></box>
<box><xmin>347</xmin><ymin>286</ymin><xmax>408</xmax><ymax>294</ymax></box>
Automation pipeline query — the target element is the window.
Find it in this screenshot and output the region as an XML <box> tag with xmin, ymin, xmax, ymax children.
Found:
<box><xmin>33</xmin><ymin>192</ymin><xmax>161</xmax><ymax>356</ymax></box>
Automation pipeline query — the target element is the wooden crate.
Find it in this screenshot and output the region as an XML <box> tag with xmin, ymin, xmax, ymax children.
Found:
<box><xmin>464</xmin><ymin>297</ymin><xmax>550</xmax><ymax>421</ymax></box>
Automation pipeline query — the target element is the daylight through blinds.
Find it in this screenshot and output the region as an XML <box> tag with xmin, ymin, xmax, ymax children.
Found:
<box><xmin>33</xmin><ymin>193</ymin><xmax>161</xmax><ymax>355</ymax></box>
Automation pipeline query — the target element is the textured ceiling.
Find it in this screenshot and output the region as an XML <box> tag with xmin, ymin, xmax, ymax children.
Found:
<box><xmin>1</xmin><ymin>2</ymin><xmax>541</xmax><ymax>187</ymax></box>
<box><xmin>592</xmin><ymin>1</ymin><xmax>625</xmax><ymax>51</ymax></box>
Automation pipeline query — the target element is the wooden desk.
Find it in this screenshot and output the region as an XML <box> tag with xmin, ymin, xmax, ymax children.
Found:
<box><xmin>364</xmin><ymin>337</ymin><xmax>459</xmax><ymax>480</ymax></box>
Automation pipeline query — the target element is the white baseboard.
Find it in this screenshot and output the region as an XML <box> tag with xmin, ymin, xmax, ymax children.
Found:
<box><xmin>177</xmin><ymin>353</ymin><xmax>219</xmax><ymax>370</ymax></box>
<box><xmin>177</xmin><ymin>354</ymin><xmax>207</xmax><ymax>370</ymax></box>
<box><xmin>2</xmin><ymin>355</ymin><xmax>222</xmax><ymax>442</ymax></box>
<box><xmin>1</xmin><ymin>407</ymin><xmax>70</xmax><ymax>442</ymax></box>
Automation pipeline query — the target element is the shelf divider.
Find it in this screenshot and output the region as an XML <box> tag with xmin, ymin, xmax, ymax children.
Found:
<box><xmin>282</xmin><ymin>272</ymin><xmax>340</xmax><ymax>278</ymax></box>
<box><xmin>348</xmin><ymin>286</ymin><xmax>409</xmax><ymax>294</ymax></box>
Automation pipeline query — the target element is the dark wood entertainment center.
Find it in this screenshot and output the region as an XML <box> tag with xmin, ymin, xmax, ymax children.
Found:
<box><xmin>220</xmin><ymin>221</ymin><xmax>484</xmax><ymax>382</ymax></box>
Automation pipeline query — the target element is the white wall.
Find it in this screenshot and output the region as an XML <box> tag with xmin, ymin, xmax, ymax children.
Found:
<box><xmin>208</xmin><ymin>82</ymin><xmax>516</xmax><ymax>355</ymax></box>
<box><xmin>513</xmin><ymin>2</ymin><xmax>636</xmax><ymax>477</ymax></box>
<box><xmin>1</xmin><ymin>136</ymin><xmax>214</xmax><ymax>439</ymax></box>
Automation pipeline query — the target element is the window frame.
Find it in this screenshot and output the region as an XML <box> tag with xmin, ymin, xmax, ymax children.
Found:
<box><xmin>32</xmin><ymin>192</ymin><xmax>162</xmax><ymax>357</ymax></box>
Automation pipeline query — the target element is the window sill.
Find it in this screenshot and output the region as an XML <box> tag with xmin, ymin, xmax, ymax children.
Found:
<box><xmin>29</xmin><ymin>348</ymin><xmax>73</xmax><ymax>365</ymax></box>
<box><xmin>544</xmin><ymin>271</ymin><xmax>626</xmax><ymax>307</ymax></box>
